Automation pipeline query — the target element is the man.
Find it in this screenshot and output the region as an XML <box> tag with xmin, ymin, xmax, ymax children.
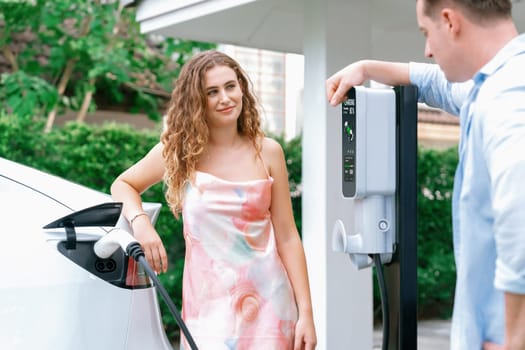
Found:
<box><xmin>326</xmin><ymin>1</ymin><xmax>525</xmax><ymax>349</ymax></box>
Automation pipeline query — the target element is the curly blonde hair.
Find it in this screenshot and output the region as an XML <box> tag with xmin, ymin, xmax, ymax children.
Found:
<box><xmin>161</xmin><ymin>50</ymin><xmax>265</xmax><ymax>216</ymax></box>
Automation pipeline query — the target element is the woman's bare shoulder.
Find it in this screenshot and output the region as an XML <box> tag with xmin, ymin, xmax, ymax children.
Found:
<box><xmin>260</xmin><ymin>137</ymin><xmax>285</xmax><ymax>175</ymax></box>
<box><xmin>261</xmin><ymin>136</ymin><xmax>283</xmax><ymax>155</ymax></box>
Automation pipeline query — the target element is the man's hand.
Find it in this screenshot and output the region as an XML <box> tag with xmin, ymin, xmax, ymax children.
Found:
<box><xmin>326</xmin><ymin>61</ymin><xmax>367</xmax><ymax>106</ymax></box>
<box><xmin>326</xmin><ymin>60</ymin><xmax>410</xmax><ymax>106</ymax></box>
<box><xmin>483</xmin><ymin>342</ymin><xmax>503</xmax><ymax>350</ymax></box>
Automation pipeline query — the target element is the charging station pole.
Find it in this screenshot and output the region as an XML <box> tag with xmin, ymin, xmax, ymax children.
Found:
<box><xmin>384</xmin><ymin>85</ymin><xmax>418</xmax><ymax>350</ymax></box>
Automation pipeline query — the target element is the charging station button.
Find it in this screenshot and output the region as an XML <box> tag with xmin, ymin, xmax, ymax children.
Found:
<box><xmin>378</xmin><ymin>219</ymin><xmax>390</xmax><ymax>232</ymax></box>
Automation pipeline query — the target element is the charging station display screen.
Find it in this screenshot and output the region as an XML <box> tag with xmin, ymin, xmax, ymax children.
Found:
<box><xmin>342</xmin><ymin>88</ymin><xmax>356</xmax><ymax>197</ymax></box>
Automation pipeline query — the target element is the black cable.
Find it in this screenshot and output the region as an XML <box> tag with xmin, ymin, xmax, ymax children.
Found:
<box><xmin>374</xmin><ymin>254</ymin><xmax>389</xmax><ymax>350</ymax></box>
<box><xmin>127</xmin><ymin>242</ymin><xmax>199</xmax><ymax>350</ymax></box>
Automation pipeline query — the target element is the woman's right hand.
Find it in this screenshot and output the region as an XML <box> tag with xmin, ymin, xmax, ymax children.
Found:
<box><xmin>110</xmin><ymin>142</ymin><xmax>168</xmax><ymax>273</ymax></box>
<box><xmin>131</xmin><ymin>214</ymin><xmax>168</xmax><ymax>273</ymax></box>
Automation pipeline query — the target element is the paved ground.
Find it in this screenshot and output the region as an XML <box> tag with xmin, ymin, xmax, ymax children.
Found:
<box><xmin>373</xmin><ymin>319</ymin><xmax>451</xmax><ymax>350</ymax></box>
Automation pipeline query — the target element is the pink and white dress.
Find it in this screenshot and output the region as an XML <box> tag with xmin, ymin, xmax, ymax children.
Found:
<box><xmin>180</xmin><ymin>170</ymin><xmax>298</xmax><ymax>349</ymax></box>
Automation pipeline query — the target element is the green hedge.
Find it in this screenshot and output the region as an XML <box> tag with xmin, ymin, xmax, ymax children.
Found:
<box><xmin>0</xmin><ymin>115</ymin><xmax>457</xmax><ymax>337</ymax></box>
<box><xmin>416</xmin><ymin>146</ymin><xmax>457</xmax><ymax>318</ymax></box>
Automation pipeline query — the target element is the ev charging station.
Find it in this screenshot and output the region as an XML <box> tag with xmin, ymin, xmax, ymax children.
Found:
<box><xmin>332</xmin><ymin>85</ymin><xmax>418</xmax><ymax>350</ymax></box>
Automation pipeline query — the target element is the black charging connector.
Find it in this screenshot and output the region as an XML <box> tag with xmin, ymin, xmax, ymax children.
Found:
<box><xmin>126</xmin><ymin>242</ymin><xmax>199</xmax><ymax>350</ymax></box>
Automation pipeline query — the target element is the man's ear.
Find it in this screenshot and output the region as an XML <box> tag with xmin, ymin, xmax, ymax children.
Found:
<box><xmin>440</xmin><ymin>7</ymin><xmax>462</xmax><ymax>36</ymax></box>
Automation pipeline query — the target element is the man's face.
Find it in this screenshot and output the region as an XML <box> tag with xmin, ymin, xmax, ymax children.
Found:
<box><xmin>416</xmin><ymin>0</ymin><xmax>464</xmax><ymax>81</ymax></box>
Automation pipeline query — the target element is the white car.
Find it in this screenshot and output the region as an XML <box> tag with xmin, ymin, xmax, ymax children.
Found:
<box><xmin>0</xmin><ymin>157</ymin><xmax>173</xmax><ymax>350</ymax></box>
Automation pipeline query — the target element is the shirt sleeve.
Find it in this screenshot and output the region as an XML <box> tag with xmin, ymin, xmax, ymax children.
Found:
<box><xmin>408</xmin><ymin>62</ymin><xmax>473</xmax><ymax>116</ymax></box>
<box><xmin>481</xmin><ymin>66</ymin><xmax>525</xmax><ymax>293</ymax></box>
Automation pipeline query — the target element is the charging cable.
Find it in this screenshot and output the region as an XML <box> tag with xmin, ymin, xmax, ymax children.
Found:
<box><xmin>373</xmin><ymin>254</ymin><xmax>389</xmax><ymax>350</ymax></box>
<box><xmin>94</xmin><ymin>228</ymin><xmax>199</xmax><ymax>350</ymax></box>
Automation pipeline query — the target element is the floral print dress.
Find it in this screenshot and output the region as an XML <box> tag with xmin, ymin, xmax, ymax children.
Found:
<box><xmin>180</xmin><ymin>170</ymin><xmax>298</xmax><ymax>350</ymax></box>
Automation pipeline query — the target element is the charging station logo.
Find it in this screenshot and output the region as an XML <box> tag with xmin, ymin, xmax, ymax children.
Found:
<box><xmin>343</xmin><ymin>98</ymin><xmax>355</xmax><ymax>115</ymax></box>
<box><xmin>343</xmin><ymin>98</ymin><xmax>355</xmax><ymax>106</ymax></box>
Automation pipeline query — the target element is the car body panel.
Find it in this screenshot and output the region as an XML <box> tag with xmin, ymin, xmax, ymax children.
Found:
<box><xmin>0</xmin><ymin>157</ymin><xmax>173</xmax><ymax>350</ymax></box>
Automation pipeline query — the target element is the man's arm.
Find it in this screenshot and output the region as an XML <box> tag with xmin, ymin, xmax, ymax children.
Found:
<box><xmin>484</xmin><ymin>83</ymin><xmax>525</xmax><ymax>350</ymax></box>
<box><xmin>505</xmin><ymin>292</ymin><xmax>525</xmax><ymax>349</ymax></box>
<box><xmin>482</xmin><ymin>296</ymin><xmax>525</xmax><ymax>350</ymax></box>
<box><xmin>326</xmin><ymin>60</ymin><xmax>410</xmax><ymax>106</ymax></box>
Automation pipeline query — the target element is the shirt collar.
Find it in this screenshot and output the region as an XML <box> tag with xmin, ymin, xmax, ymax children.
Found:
<box><xmin>474</xmin><ymin>33</ymin><xmax>525</xmax><ymax>82</ymax></box>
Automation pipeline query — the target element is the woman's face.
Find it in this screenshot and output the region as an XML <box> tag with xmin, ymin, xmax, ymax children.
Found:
<box><xmin>204</xmin><ymin>65</ymin><xmax>243</xmax><ymax>128</ymax></box>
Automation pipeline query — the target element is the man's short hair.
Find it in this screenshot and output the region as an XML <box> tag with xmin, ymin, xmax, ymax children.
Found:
<box><xmin>421</xmin><ymin>0</ymin><xmax>512</xmax><ymax>22</ymax></box>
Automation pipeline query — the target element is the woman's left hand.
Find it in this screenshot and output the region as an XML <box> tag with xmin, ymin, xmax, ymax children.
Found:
<box><xmin>294</xmin><ymin>315</ymin><xmax>317</xmax><ymax>350</ymax></box>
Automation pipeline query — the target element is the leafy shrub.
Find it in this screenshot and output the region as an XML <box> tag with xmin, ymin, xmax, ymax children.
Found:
<box><xmin>0</xmin><ymin>71</ymin><xmax>59</xmax><ymax>119</ymax></box>
<box><xmin>416</xmin><ymin>146</ymin><xmax>457</xmax><ymax>319</ymax></box>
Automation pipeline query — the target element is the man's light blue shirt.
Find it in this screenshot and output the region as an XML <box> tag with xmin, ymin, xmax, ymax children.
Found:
<box><xmin>409</xmin><ymin>33</ymin><xmax>525</xmax><ymax>349</ymax></box>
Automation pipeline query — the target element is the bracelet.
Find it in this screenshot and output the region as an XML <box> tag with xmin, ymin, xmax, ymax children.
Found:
<box><xmin>129</xmin><ymin>212</ymin><xmax>148</xmax><ymax>226</ymax></box>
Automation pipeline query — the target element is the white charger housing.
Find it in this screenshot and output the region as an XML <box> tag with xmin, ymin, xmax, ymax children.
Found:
<box><xmin>333</xmin><ymin>86</ymin><xmax>397</xmax><ymax>269</ymax></box>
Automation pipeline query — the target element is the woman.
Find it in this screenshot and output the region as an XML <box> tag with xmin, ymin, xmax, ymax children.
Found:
<box><xmin>111</xmin><ymin>50</ymin><xmax>316</xmax><ymax>349</ymax></box>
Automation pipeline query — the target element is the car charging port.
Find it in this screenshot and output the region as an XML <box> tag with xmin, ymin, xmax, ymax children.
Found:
<box><xmin>95</xmin><ymin>258</ymin><xmax>117</xmax><ymax>273</ymax></box>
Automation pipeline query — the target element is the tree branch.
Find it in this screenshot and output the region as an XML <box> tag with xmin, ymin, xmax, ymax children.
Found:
<box><xmin>45</xmin><ymin>14</ymin><xmax>93</xmax><ymax>132</ymax></box>
<box><xmin>1</xmin><ymin>45</ymin><xmax>19</xmax><ymax>72</ymax></box>
<box><xmin>122</xmin><ymin>81</ymin><xmax>171</xmax><ymax>98</ymax></box>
